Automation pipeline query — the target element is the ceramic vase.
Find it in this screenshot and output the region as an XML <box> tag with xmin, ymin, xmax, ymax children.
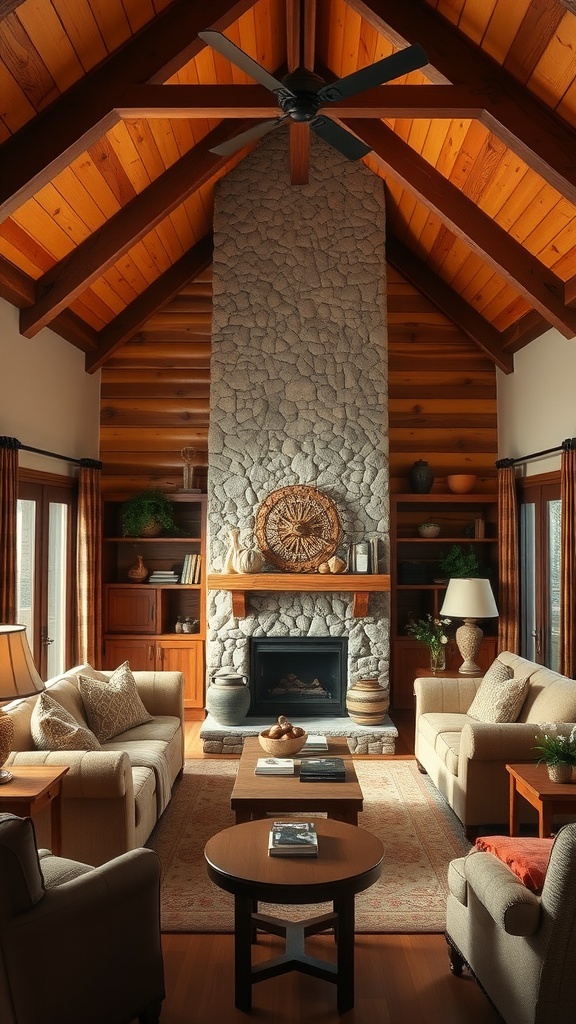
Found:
<box><xmin>547</xmin><ymin>763</ymin><xmax>573</xmax><ymax>784</ymax></box>
<box><xmin>408</xmin><ymin>460</ymin><xmax>434</xmax><ymax>494</ymax></box>
<box><xmin>429</xmin><ymin>646</ymin><xmax>446</xmax><ymax>672</ymax></box>
<box><xmin>127</xmin><ymin>554</ymin><xmax>149</xmax><ymax>582</ymax></box>
<box><xmin>346</xmin><ymin>678</ymin><xmax>389</xmax><ymax>726</ymax></box>
<box><xmin>205</xmin><ymin>673</ymin><xmax>251</xmax><ymax>726</ymax></box>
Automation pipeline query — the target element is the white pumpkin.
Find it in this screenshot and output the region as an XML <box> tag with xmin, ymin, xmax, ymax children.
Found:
<box><xmin>234</xmin><ymin>546</ymin><xmax>264</xmax><ymax>573</ymax></box>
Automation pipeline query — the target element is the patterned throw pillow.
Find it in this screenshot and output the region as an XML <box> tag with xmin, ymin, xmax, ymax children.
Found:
<box><xmin>78</xmin><ymin>661</ymin><xmax>152</xmax><ymax>742</ymax></box>
<box><xmin>467</xmin><ymin>660</ymin><xmax>529</xmax><ymax>723</ymax></box>
<box><xmin>31</xmin><ymin>691</ymin><xmax>101</xmax><ymax>751</ymax></box>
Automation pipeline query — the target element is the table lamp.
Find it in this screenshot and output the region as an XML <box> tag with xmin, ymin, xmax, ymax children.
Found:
<box><xmin>439</xmin><ymin>578</ymin><xmax>498</xmax><ymax>675</ymax></box>
<box><xmin>0</xmin><ymin>624</ymin><xmax>45</xmax><ymax>784</ymax></box>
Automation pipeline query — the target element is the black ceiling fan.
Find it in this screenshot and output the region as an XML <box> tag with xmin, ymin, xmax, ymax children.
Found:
<box><xmin>198</xmin><ymin>29</ymin><xmax>428</xmax><ymax>161</ymax></box>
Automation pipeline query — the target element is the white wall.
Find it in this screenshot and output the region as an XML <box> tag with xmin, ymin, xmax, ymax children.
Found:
<box><xmin>497</xmin><ymin>327</ymin><xmax>576</xmax><ymax>476</ymax></box>
<box><xmin>0</xmin><ymin>298</ymin><xmax>100</xmax><ymax>475</ymax></box>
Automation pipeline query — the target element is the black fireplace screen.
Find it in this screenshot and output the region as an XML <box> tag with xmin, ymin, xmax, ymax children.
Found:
<box><xmin>249</xmin><ymin>637</ymin><xmax>348</xmax><ymax>718</ymax></box>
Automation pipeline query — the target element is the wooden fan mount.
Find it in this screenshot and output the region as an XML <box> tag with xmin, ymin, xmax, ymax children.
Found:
<box><xmin>255</xmin><ymin>484</ymin><xmax>341</xmax><ymax>573</ymax></box>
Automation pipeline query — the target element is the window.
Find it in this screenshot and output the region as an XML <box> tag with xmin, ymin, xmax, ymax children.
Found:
<box><xmin>17</xmin><ymin>474</ymin><xmax>76</xmax><ymax>678</ymax></box>
<box><xmin>518</xmin><ymin>474</ymin><xmax>561</xmax><ymax>670</ymax></box>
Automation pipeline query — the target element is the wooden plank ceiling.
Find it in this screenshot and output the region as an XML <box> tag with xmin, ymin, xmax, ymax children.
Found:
<box><xmin>0</xmin><ymin>0</ymin><xmax>575</xmax><ymax>492</ymax></box>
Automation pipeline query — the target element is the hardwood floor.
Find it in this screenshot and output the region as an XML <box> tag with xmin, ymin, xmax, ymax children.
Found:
<box><xmin>157</xmin><ymin>712</ymin><xmax>500</xmax><ymax>1024</ymax></box>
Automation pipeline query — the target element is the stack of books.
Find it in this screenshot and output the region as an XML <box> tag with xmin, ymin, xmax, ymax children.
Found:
<box><xmin>180</xmin><ymin>553</ymin><xmax>202</xmax><ymax>584</ymax></box>
<box><xmin>299</xmin><ymin>757</ymin><xmax>346</xmax><ymax>783</ymax></box>
<box><xmin>300</xmin><ymin>734</ymin><xmax>329</xmax><ymax>754</ymax></box>
<box><xmin>148</xmin><ymin>570</ymin><xmax>179</xmax><ymax>584</ymax></box>
<box><xmin>254</xmin><ymin>757</ymin><xmax>295</xmax><ymax>775</ymax></box>
<box><xmin>268</xmin><ymin>821</ymin><xmax>318</xmax><ymax>857</ymax></box>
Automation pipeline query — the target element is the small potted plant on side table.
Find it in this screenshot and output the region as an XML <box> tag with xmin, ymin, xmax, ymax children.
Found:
<box><xmin>534</xmin><ymin>724</ymin><xmax>576</xmax><ymax>783</ymax></box>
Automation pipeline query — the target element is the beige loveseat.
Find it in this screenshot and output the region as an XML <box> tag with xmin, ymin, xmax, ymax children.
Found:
<box><xmin>3</xmin><ymin>663</ymin><xmax>184</xmax><ymax>865</ymax></box>
<box><xmin>414</xmin><ymin>651</ymin><xmax>576</xmax><ymax>837</ymax></box>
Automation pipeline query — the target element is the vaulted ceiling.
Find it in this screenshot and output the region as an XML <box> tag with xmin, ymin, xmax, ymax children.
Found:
<box><xmin>1</xmin><ymin>0</ymin><xmax>576</xmax><ymax>375</ymax></box>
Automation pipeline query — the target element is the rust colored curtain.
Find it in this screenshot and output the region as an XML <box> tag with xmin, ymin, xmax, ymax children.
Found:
<box><xmin>75</xmin><ymin>459</ymin><xmax>102</xmax><ymax>666</ymax></box>
<box><xmin>0</xmin><ymin>437</ymin><xmax>21</xmax><ymax>624</ymax></box>
<box><xmin>560</xmin><ymin>443</ymin><xmax>576</xmax><ymax>677</ymax></box>
<box><xmin>497</xmin><ymin>462</ymin><xmax>519</xmax><ymax>653</ymax></box>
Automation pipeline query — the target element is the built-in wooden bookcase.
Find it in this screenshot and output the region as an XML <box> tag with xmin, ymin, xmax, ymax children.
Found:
<box><xmin>390</xmin><ymin>493</ymin><xmax>499</xmax><ymax>709</ymax></box>
<box><xmin>102</xmin><ymin>494</ymin><xmax>207</xmax><ymax>717</ymax></box>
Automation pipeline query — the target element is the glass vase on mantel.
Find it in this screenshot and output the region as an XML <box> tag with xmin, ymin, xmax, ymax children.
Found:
<box><xmin>429</xmin><ymin>645</ymin><xmax>446</xmax><ymax>673</ymax></box>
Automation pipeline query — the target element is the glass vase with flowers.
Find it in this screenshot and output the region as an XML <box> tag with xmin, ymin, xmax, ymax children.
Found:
<box><xmin>405</xmin><ymin>613</ymin><xmax>451</xmax><ymax>672</ymax></box>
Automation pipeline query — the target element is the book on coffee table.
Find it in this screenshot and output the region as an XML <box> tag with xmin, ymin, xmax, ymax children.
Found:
<box><xmin>300</xmin><ymin>734</ymin><xmax>329</xmax><ymax>754</ymax></box>
<box><xmin>299</xmin><ymin>757</ymin><xmax>346</xmax><ymax>782</ymax></box>
<box><xmin>254</xmin><ymin>757</ymin><xmax>295</xmax><ymax>775</ymax></box>
<box><xmin>268</xmin><ymin>821</ymin><xmax>318</xmax><ymax>856</ymax></box>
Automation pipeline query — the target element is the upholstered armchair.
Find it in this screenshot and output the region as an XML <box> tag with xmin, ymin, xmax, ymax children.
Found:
<box><xmin>0</xmin><ymin>813</ymin><xmax>165</xmax><ymax>1024</ymax></box>
<box><xmin>446</xmin><ymin>822</ymin><xmax>576</xmax><ymax>1024</ymax></box>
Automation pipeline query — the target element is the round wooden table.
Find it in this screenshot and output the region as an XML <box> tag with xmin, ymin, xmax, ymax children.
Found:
<box><xmin>204</xmin><ymin>817</ymin><xmax>384</xmax><ymax>1012</ymax></box>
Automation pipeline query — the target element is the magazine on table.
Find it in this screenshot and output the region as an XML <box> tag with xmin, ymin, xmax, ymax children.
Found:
<box><xmin>254</xmin><ymin>757</ymin><xmax>295</xmax><ymax>775</ymax></box>
<box><xmin>299</xmin><ymin>757</ymin><xmax>346</xmax><ymax>782</ymax></box>
<box><xmin>268</xmin><ymin>821</ymin><xmax>318</xmax><ymax>856</ymax></box>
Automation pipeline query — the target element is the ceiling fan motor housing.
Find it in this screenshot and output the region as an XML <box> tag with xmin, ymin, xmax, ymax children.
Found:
<box><xmin>278</xmin><ymin>68</ymin><xmax>325</xmax><ymax>121</ymax></box>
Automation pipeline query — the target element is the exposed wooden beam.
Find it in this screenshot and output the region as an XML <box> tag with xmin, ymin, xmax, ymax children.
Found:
<box><xmin>386</xmin><ymin>234</ymin><xmax>513</xmax><ymax>373</ymax></box>
<box><xmin>303</xmin><ymin>0</ymin><xmax>317</xmax><ymax>72</ymax></box>
<box><xmin>0</xmin><ymin>255</ymin><xmax>34</xmax><ymax>307</ymax></box>
<box><xmin>286</xmin><ymin>0</ymin><xmax>301</xmax><ymax>72</ymax></box>
<box><xmin>49</xmin><ymin>311</ymin><xmax>99</xmax><ymax>354</ymax></box>
<box><xmin>0</xmin><ymin>0</ymin><xmax>26</xmax><ymax>19</ymax></box>
<box><xmin>350</xmin><ymin>119</ymin><xmax>576</xmax><ymax>338</ymax></box>
<box><xmin>85</xmin><ymin>235</ymin><xmax>214</xmax><ymax>373</ymax></box>
<box><xmin>347</xmin><ymin>0</ymin><xmax>576</xmax><ymax>206</ymax></box>
<box><xmin>19</xmin><ymin>121</ymin><xmax>250</xmax><ymax>337</ymax></box>
<box><xmin>0</xmin><ymin>0</ymin><xmax>254</xmax><ymax>219</ymax></box>
<box><xmin>501</xmin><ymin>311</ymin><xmax>550</xmax><ymax>352</ymax></box>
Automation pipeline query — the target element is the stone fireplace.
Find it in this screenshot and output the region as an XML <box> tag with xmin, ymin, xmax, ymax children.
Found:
<box><xmin>205</xmin><ymin>132</ymin><xmax>392</xmax><ymax>746</ymax></box>
<box><xmin>249</xmin><ymin>636</ymin><xmax>348</xmax><ymax>718</ymax></box>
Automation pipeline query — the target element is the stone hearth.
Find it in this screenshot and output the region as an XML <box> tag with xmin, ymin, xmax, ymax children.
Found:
<box><xmin>200</xmin><ymin>714</ymin><xmax>398</xmax><ymax>755</ymax></box>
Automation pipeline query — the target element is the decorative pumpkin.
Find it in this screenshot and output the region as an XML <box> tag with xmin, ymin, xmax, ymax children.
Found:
<box><xmin>234</xmin><ymin>546</ymin><xmax>264</xmax><ymax>574</ymax></box>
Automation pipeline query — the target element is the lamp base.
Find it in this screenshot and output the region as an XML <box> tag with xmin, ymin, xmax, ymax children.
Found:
<box><xmin>0</xmin><ymin>768</ymin><xmax>13</xmax><ymax>785</ymax></box>
<box><xmin>456</xmin><ymin>620</ymin><xmax>483</xmax><ymax>675</ymax></box>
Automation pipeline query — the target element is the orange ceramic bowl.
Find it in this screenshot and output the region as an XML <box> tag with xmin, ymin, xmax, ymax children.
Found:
<box><xmin>447</xmin><ymin>474</ymin><xmax>477</xmax><ymax>494</ymax></box>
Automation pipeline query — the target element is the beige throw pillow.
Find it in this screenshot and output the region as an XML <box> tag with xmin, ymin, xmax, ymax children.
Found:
<box><xmin>78</xmin><ymin>661</ymin><xmax>152</xmax><ymax>742</ymax></box>
<box><xmin>467</xmin><ymin>660</ymin><xmax>529</xmax><ymax>723</ymax></box>
<box><xmin>31</xmin><ymin>691</ymin><xmax>101</xmax><ymax>751</ymax></box>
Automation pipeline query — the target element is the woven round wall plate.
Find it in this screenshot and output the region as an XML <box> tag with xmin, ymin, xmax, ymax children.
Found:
<box><xmin>255</xmin><ymin>485</ymin><xmax>342</xmax><ymax>573</ymax></box>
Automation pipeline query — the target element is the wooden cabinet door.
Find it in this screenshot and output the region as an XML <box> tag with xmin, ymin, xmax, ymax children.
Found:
<box><xmin>105</xmin><ymin>586</ymin><xmax>158</xmax><ymax>634</ymax></box>
<box><xmin>157</xmin><ymin>640</ymin><xmax>205</xmax><ymax>709</ymax></box>
<box><xmin>103</xmin><ymin>638</ymin><xmax>156</xmax><ymax>670</ymax></box>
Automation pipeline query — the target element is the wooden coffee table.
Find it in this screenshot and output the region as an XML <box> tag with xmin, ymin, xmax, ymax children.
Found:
<box><xmin>507</xmin><ymin>762</ymin><xmax>576</xmax><ymax>837</ymax></box>
<box><xmin>231</xmin><ymin>736</ymin><xmax>363</xmax><ymax>824</ymax></box>
<box><xmin>205</xmin><ymin>817</ymin><xmax>383</xmax><ymax>1012</ymax></box>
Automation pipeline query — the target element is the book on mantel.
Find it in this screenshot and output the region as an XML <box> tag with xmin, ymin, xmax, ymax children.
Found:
<box><xmin>268</xmin><ymin>821</ymin><xmax>318</xmax><ymax>856</ymax></box>
<box><xmin>299</xmin><ymin>757</ymin><xmax>346</xmax><ymax>783</ymax></box>
<box><xmin>254</xmin><ymin>757</ymin><xmax>295</xmax><ymax>775</ymax></box>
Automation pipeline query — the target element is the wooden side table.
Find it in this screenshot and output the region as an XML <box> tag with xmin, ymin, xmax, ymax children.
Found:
<box><xmin>0</xmin><ymin>765</ymin><xmax>69</xmax><ymax>854</ymax></box>
<box><xmin>507</xmin><ymin>762</ymin><xmax>576</xmax><ymax>838</ymax></box>
<box><xmin>205</xmin><ymin>817</ymin><xmax>383</xmax><ymax>1013</ymax></box>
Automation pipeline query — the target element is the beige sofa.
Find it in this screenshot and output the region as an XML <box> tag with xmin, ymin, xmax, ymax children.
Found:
<box><xmin>4</xmin><ymin>663</ymin><xmax>184</xmax><ymax>865</ymax></box>
<box><xmin>414</xmin><ymin>651</ymin><xmax>576</xmax><ymax>837</ymax></box>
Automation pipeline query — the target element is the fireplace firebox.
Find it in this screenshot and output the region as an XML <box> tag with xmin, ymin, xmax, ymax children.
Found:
<box><xmin>249</xmin><ymin>637</ymin><xmax>347</xmax><ymax>718</ymax></box>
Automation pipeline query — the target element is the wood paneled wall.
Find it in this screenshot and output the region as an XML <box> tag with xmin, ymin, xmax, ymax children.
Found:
<box><xmin>99</xmin><ymin>262</ymin><xmax>498</xmax><ymax>495</ymax></box>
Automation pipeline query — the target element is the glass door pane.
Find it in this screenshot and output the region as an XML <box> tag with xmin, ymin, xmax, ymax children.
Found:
<box><xmin>547</xmin><ymin>498</ymin><xmax>561</xmax><ymax>673</ymax></box>
<box><xmin>47</xmin><ymin>502</ymin><xmax>69</xmax><ymax>678</ymax></box>
<box><xmin>16</xmin><ymin>499</ymin><xmax>36</xmax><ymax>655</ymax></box>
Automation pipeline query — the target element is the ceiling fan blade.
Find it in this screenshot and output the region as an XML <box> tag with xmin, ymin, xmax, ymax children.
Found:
<box><xmin>199</xmin><ymin>30</ymin><xmax>291</xmax><ymax>95</ymax></box>
<box><xmin>317</xmin><ymin>44</ymin><xmax>428</xmax><ymax>102</ymax></box>
<box><xmin>310</xmin><ymin>117</ymin><xmax>371</xmax><ymax>160</ymax></box>
<box><xmin>209</xmin><ymin>118</ymin><xmax>288</xmax><ymax>157</ymax></box>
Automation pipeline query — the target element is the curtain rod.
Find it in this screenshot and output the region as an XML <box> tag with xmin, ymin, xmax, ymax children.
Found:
<box><xmin>496</xmin><ymin>437</ymin><xmax>576</xmax><ymax>469</ymax></box>
<box><xmin>0</xmin><ymin>436</ymin><xmax>101</xmax><ymax>469</ymax></box>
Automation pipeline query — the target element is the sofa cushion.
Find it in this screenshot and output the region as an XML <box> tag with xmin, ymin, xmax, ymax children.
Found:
<box><xmin>434</xmin><ymin>731</ymin><xmax>461</xmax><ymax>775</ymax></box>
<box><xmin>418</xmin><ymin>712</ymin><xmax>472</xmax><ymax>749</ymax></box>
<box><xmin>475</xmin><ymin>835</ymin><xmax>554</xmax><ymax>893</ymax></box>
<box><xmin>78</xmin><ymin>662</ymin><xmax>152</xmax><ymax>742</ymax></box>
<box><xmin>520</xmin><ymin>675</ymin><xmax>576</xmax><ymax>724</ymax></box>
<box><xmin>31</xmin><ymin>692</ymin><xmax>102</xmax><ymax>751</ymax></box>
<box><xmin>46</xmin><ymin>677</ymin><xmax>92</xmax><ymax>728</ymax></box>
<box><xmin>467</xmin><ymin>661</ymin><xmax>529</xmax><ymax>723</ymax></box>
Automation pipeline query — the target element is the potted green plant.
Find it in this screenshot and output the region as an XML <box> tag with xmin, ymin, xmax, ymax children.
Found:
<box><xmin>438</xmin><ymin>544</ymin><xmax>483</xmax><ymax>579</ymax></box>
<box><xmin>534</xmin><ymin>725</ymin><xmax>576</xmax><ymax>783</ymax></box>
<box><xmin>405</xmin><ymin>613</ymin><xmax>451</xmax><ymax>671</ymax></box>
<box><xmin>120</xmin><ymin>489</ymin><xmax>176</xmax><ymax>537</ymax></box>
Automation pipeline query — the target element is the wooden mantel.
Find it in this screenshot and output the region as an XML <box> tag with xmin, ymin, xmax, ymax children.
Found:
<box><xmin>207</xmin><ymin>573</ymin><xmax>391</xmax><ymax>618</ymax></box>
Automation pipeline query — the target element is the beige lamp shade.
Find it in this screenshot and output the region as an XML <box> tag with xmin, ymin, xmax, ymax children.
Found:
<box><xmin>0</xmin><ymin>625</ymin><xmax>45</xmax><ymax>784</ymax></box>
<box><xmin>440</xmin><ymin>578</ymin><xmax>498</xmax><ymax>675</ymax></box>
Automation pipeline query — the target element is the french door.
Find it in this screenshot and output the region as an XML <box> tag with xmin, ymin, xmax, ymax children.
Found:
<box><xmin>16</xmin><ymin>474</ymin><xmax>76</xmax><ymax>678</ymax></box>
<box><xmin>517</xmin><ymin>474</ymin><xmax>561</xmax><ymax>670</ymax></box>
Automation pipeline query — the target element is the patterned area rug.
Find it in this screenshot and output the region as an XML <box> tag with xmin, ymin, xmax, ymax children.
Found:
<box><xmin>147</xmin><ymin>758</ymin><xmax>471</xmax><ymax>933</ymax></box>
